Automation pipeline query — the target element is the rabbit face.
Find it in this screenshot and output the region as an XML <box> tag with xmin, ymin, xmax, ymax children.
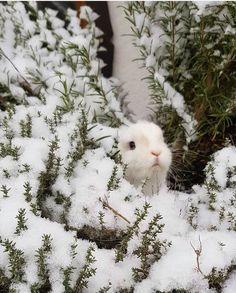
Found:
<box><xmin>118</xmin><ymin>121</ymin><xmax>172</xmax><ymax>187</ymax></box>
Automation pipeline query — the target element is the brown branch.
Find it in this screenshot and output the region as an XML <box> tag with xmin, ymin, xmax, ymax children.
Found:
<box><xmin>99</xmin><ymin>197</ymin><xmax>131</xmax><ymax>224</ymax></box>
<box><xmin>190</xmin><ymin>235</ymin><xmax>206</xmax><ymax>277</ymax></box>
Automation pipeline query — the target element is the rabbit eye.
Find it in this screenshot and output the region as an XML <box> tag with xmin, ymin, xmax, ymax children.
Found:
<box><xmin>129</xmin><ymin>141</ymin><xmax>136</xmax><ymax>150</ymax></box>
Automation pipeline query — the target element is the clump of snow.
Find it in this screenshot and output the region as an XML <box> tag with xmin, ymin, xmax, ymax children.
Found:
<box><xmin>193</xmin><ymin>1</ymin><xmax>223</xmax><ymax>16</ymax></box>
<box><xmin>207</xmin><ymin>146</ymin><xmax>236</xmax><ymax>189</ymax></box>
<box><xmin>154</xmin><ymin>71</ymin><xmax>197</xmax><ymax>142</ymax></box>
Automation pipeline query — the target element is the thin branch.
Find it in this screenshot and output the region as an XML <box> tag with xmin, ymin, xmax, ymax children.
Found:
<box><xmin>0</xmin><ymin>48</ymin><xmax>35</xmax><ymax>95</ymax></box>
<box><xmin>99</xmin><ymin>196</ymin><xmax>131</xmax><ymax>224</ymax></box>
<box><xmin>190</xmin><ymin>235</ymin><xmax>206</xmax><ymax>277</ymax></box>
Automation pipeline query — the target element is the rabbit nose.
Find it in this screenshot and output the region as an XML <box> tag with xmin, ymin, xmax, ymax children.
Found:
<box><xmin>151</xmin><ymin>151</ymin><xmax>160</xmax><ymax>157</ymax></box>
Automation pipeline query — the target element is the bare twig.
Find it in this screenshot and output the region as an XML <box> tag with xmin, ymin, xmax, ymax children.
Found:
<box><xmin>190</xmin><ymin>235</ymin><xmax>206</xmax><ymax>277</ymax></box>
<box><xmin>99</xmin><ymin>196</ymin><xmax>131</xmax><ymax>224</ymax></box>
<box><xmin>0</xmin><ymin>48</ymin><xmax>35</xmax><ymax>95</ymax></box>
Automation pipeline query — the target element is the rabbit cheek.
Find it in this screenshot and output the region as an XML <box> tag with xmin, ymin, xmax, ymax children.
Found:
<box><xmin>159</xmin><ymin>151</ymin><xmax>172</xmax><ymax>171</ymax></box>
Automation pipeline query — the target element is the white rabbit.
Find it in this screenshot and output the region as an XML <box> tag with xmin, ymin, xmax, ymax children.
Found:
<box><xmin>118</xmin><ymin>120</ymin><xmax>172</xmax><ymax>195</ymax></box>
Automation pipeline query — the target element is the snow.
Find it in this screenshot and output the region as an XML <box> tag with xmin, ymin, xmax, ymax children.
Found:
<box><xmin>154</xmin><ymin>71</ymin><xmax>197</xmax><ymax>142</ymax></box>
<box><xmin>211</xmin><ymin>146</ymin><xmax>236</xmax><ymax>189</ymax></box>
<box><xmin>224</xmin><ymin>271</ymin><xmax>236</xmax><ymax>293</ymax></box>
<box><xmin>134</xmin><ymin>12</ymin><xmax>146</xmax><ymax>31</ymax></box>
<box><xmin>193</xmin><ymin>1</ymin><xmax>223</xmax><ymax>16</ymax></box>
<box><xmin>80</xmin><ymin>5</ymin><xmax>99</xmax><ymax>22</ymax></box>
<box><xmin>193</xmin><ymin>1</ymin><xmax>211</xmax><ymax>14</ymax></box>
<box><xmin>0</xmin><ymin>2</ymin><xmax>236</xmax><ymax>293</ymax></box>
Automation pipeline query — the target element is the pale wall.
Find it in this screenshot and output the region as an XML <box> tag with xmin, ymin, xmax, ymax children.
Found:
<box><xmin>108</xmin><ymin>2</ymin><xmax>151</xmax><ymax>120</ymax></box>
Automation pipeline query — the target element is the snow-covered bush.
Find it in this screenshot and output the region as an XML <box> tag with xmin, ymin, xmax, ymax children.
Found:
<box><xmin>188</xmin><ymin>146</ymin><xmax>236</xmax><ymax>231</ymax></box>
<box><xmin>0</xmin><ymin>2</ymin><xmax>236</xmax><ymax>293</ymax></box>
<box><xmin>123</xmin><ymin>1</ymin><xmax>236</xmax><ymax>188</ymax></box>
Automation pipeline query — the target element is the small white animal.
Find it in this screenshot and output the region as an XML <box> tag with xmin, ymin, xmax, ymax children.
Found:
<box><xmin>118</xmin><ymin>120</ymin><xmax>172</xmax><ymax>195</ymax></box>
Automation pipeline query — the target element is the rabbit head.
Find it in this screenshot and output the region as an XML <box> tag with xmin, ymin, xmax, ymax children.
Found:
<box><xmin>118</xmin><ymin>120</ymin><xmax>172</xmax><ymax>193</ymax></box>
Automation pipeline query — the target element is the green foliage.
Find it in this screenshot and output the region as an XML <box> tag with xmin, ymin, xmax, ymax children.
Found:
<box><xmin>227</xmin><ymin>212</ymin><xmax>236</xmax><ymax>231</ymax></box>
<box><xmin>204</xmin><ymin>161</ymin><xmax>220</xmax><ymax>210</ymax></box>
<box><xmin>19</xmin><ymin>163</ymin><xmax>31</xmax><ymax>174</ymax></box>
<box><xmin>0</xmin><ymin>268</ymin><xmax>10</xmax><ymax>293</ymax></box>
<box><xmin>123</xmin><ymin>2</ymin><xmax>194</xmax><ymax>143</ymax></box>
<box><xmin>60</xmin><ymin>40</ymin><xmax>121</xmax><ymax>128</ymax></box>
<box><xmin>98</xmin><ymin>211</ymin><xmax>106</xmax><ymax>230</ymax></box>
<box><xmin>65</xmin><ymin>109</ymin><xmax>96</xmax><ymax>178</ymax></box>
<box><xmin>114</xmin><ymin>205</ymin><xmax>170</xmax><ymax>282</ymax></box>
<box><xmin>0</xmin><ymin>140</ymin><xmax>20</xmax><ymax>160</ymax></box>
<box><xmin>35</xmin><ymin>234</ymin><xmax>52</xmax><ymax>288</ymax></box>
<box><xmin>37</xmin><ymin>136</ymin><xmax>61</xmax><ymax>212</ymax></box>
<box><xmin>20</xmin><ymin>114</ymin><xmax>32</xmax><ymax>137</ymax></box>
<box><xmin>115</xmin><ymin>203</ymin><xmax>151</xmax><ymax>262</ymax></box>
<box><xmin>117</xmin><ymin>288</ymin><xmax>134</xmax><ymax>293</ymax></box>
<box><xmin>56</xmin><ymin>79</ymin><xmax>75</xmax><ymax>113</ymax></box>
<box><xmin>97</xmin><ymin>282</ymin><xmax>112</xmax><ymax>293</ymax></box>
<box><xmin>23</xmin><ymin>182</ymin><xmax>32</xmax><ymax>202</ymax></box>
<box><xmin>107</xmin><ymin>166</ymin><xmax>120</xmax><ymax>191</ymax></box>
<box><xmin>1</xmin><ymin>239</ymin><xmax>26</xmax><ymax>283</ymax></box>
<box><xmin>62</xmin><ymin>242</ymin><xmax>78</xmax><ymax>292</ymax></box>
<box><xmin>61</xmin><ymin>43</ymin><xmax>91</xmax><ymax>73</ymax></box>
<box><xmin>115</xmin><ymin>203</ymin><xmax>171</xmax><ymax>272</ymax></box>
<box><xmin>62</xmin><ymin>266</ymin><xmax>76</xmax><ymax>293</ymax></box>
<box><xmin>2</xmin><ymin>169</ymin><xmax>10</xmax><ymax>178</ymax></box>
<box><xmin>1</xmin><ymin>185</ymin><xmax>10</xmax><ymax>197</ymax></box>
<box><xmin>187</xmin><ymin>203</ymin><xmax>199</xmax><ymax>229</ymax></box>
<box><xmin>155</xmin><ymin>289</ymin><xmax>188</xmax><ymax>293</ymax></box>
<box><xmin>124</xmin><ymin>1</ymin><xmax>236</xmax><ymax>189</ymax></box>
<box><xmin>74</xmin><ymin>246</ymin><xmax>97</xmax><ymax>292</ymax></box>
<box><xmin>54</xmin><ymin>191</ymin><xmax>72</xmax><ymax>225</ymax></box>
<box><xmin>132</xmin><ymin>214</ymin><xmax>171</xmax><ymax>282</ymax></box>
<box><xmin>207</xmin><ymin>265</ymin><xmax>236</xmax><ymax>292</ymax></box>
<box><xmin>0</xmin><ymin>82</ymin><xmax>19</xmax><ymax>111</ymax></box>
<box><xmin>15</xmin><ymin>208</ymin><xmax>28</xmax><ymax>235</ymax></box>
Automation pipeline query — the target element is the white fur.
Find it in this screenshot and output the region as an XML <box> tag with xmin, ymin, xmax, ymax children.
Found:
<box><xmin>118</xmin><ymin>120</ymin><xmax>172</xmax><ymax>195</ymax></box>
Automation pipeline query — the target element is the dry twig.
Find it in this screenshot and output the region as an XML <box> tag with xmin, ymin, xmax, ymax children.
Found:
<box><xmin>0</xmin><ymin>48</ymin><xmax>35</xmax><ymax>95</ymax></box>
<box><xmin>99</xmin><ymin>196</ymin><xmax>131</xmax><ymax>224</ymax></box>
<box><xmin>190</xmin><ymin>235</ymin><xmax>206</xmax><ymax>277</ymax></box>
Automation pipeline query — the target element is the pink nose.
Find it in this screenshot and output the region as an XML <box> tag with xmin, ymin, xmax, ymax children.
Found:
<box><xmin>151</xmin><ymin>151</ymin><xmax>160</xmax><ymax>157</ymax></box>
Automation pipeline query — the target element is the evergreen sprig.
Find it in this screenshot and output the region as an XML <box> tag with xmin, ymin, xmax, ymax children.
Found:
<box><xmin>207</xmin><ymin>264</ymin><xmax>236</xmax><ymax>292</ymax></box>
<box><xmin>19</xmin><ymin>114</ymin><xmax>32</xmax><ymax>137</ymax></box>
<box><xmin>107</xmin><ymin>166</ymin><xmax>120</xmax><ymax>191</ymax></box>
<box><xmin>23</xmin><ymin>182</ymin><xmax>32</xmax><ymax>202</ymax></box>
<box><xmin>35</xmin><ymin>234</ymin><xmax>52</xmax><ymax>287</ymax></box>
<box><xmin>1</xmin><ymin>239</ymin><xmax>26</xmax><ymax>283</ymax></box>
<box><xmin>132</xmin><ymin>213</ymin><xmax>171</xmax><ymax>282</ymax></box>
<box><xmin>0</xmin><ymin>141</ymin><xmax>20</xmax><ymax>161</ymax></box>
<box><xmin>63</xmin><ymin>266</ymin><xmax>75</xmax><ymax>293</ymax></box>
<box><xmin>56</xmin><ymin>79</ymin><xmax>75</xmax><ymax>113</ymax></box>
<box><xmin>1</xmin><ymin>185</ymin><xmax>11</xmax><ymax>197</ymax></box>
<box><xmin>15</xmin><ymin>208</ymin><xmax>28</xmax><ymax>235</ymax></box>
<box><xmin>204</xmin><ymin>162</ymin><xmax>220</xmax><ymax>210</ymax></box>
<box><xmin>37</xmin><ymin>136</ymin><xmax>62</xmax><ymax>212</ymax></box>
<box><xmin>74</xmin><ymin>246</ymin><xmax>97</xmax><ymax>292</ymax></box>
<box><xmin>97</xmin><ymin>282</ymin><xmax>112</xmax><ymax>293</ymax></box>
<box><xmin>115</xmin><ymin>203</ymin><xmax>151</xmax><ymax>262</ymax></box>
<box><xmin>65</xmin><ymin>110</ymin><xmax>94</xmax><ymax>178</ymax></box>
